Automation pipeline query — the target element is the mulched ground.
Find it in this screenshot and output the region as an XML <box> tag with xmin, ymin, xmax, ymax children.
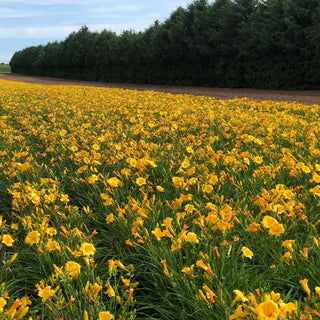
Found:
<box><xmin>0</xmin><ymin>72</ymin><xmax>319</xmax><ymax>105</ymax></box>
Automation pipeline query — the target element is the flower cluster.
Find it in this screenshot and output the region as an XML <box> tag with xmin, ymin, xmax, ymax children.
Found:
<box><xmin>0</xmin><ymin>80</ymin><xmax>320</xmax><ymax>319</ymax></box>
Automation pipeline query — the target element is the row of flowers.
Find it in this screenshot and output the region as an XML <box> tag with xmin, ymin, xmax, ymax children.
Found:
<box><xmin>0</xmin><ymin>79</ymin><xmax>320</xmax><ymax>318</ymax></box>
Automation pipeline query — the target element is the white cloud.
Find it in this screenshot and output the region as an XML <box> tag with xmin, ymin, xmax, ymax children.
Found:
<box><xmin>89</xmin><ymin>4</ymin><xmax>141</xmax><ymax>16</ymax></box>
<box><xmin>168</xmin><ymin>0</ymin><xmax>191</xmax><ymax>9</ymax></box>
<box><xmin>0</xmin><ymin>6</ymin><xmax>38</xmax><ymax>18</ymax></box>
<box><xmin>0</xmin><ymin>22</ymin><xmax>149</xmax><ymax>39</ymax></box>
<box><xmin>0</xmin><ymin>52</ymin><xmax>13</xmax><ymax>63</ymax></box>
<box><xmin>1</xmin><ymin>0</ymin><xmax>112</xmax><ymax>4</ymax></box>
<box><xmin>0</xmin><ymin>25</ymin><xmax>96</xmax><ymax>39</ymax></box>
<box><xmin>112</xmin><ymin>4</ymin><xmax>142</xmax><ymax>12</ymax></box>
<box><xmin>143</xmin><ymin>12</ymin><xmax>163</xmax><ymax>19</ymax></box>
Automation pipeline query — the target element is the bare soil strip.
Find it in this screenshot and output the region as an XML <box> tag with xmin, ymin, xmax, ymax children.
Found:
<box><xmin>1</xmin><ymin>72</ymin><xmax>319</xmax><ymax>105</ymax></box>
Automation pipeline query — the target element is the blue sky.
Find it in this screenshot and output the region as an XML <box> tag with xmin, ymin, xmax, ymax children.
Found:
<box><xmin>0</xmin><ymin>0</ymin><xmax>192</xmax><ymax>63</ymax></box>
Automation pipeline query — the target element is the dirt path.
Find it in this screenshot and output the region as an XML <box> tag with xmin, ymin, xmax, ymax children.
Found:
<box><xmin>1</xmin><ymin>72</ymin><xmax>319</xmax><ymax>105</ymax></box>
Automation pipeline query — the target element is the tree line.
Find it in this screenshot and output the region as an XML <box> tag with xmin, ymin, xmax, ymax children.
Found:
<box><xmin>10</xmin><ymin>0</ymin><xmax>320</xmax><ymax>89</ymax></box>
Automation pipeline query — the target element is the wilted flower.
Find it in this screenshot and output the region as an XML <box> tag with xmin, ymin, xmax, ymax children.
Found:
<box><xmin>299</xmin><ymin>279</ymin><xmax>311</xmax><ymax>296</ymax></box>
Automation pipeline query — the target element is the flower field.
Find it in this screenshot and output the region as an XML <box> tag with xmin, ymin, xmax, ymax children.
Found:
<box><xmin>0</xmin><ymin>79</ymin><xmax>320</xmax><ymax>319</ymax></box>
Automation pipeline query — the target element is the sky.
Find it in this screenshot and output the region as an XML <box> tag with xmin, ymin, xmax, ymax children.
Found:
<box><xmin>0</xmin><ymin>0</ymin><xmax>192</xmax><ymax>64</ymax></box>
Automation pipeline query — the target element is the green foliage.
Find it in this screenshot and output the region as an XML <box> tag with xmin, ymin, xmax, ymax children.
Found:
<box><xmin>0</xmin><ymin>63</ymin><xmax>11</xmax><ymax>72</ymax></box>
<box><xmin>9</xmin><ymin>0</ymin><xmax>320</xmax><ymax>89</ymax></box>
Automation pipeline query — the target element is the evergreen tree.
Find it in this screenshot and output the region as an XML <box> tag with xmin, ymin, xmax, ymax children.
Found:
<box><xmin>9</xmin><ymin>0</ymin><xmax>320</xmax><ymax>89</ymax></box>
